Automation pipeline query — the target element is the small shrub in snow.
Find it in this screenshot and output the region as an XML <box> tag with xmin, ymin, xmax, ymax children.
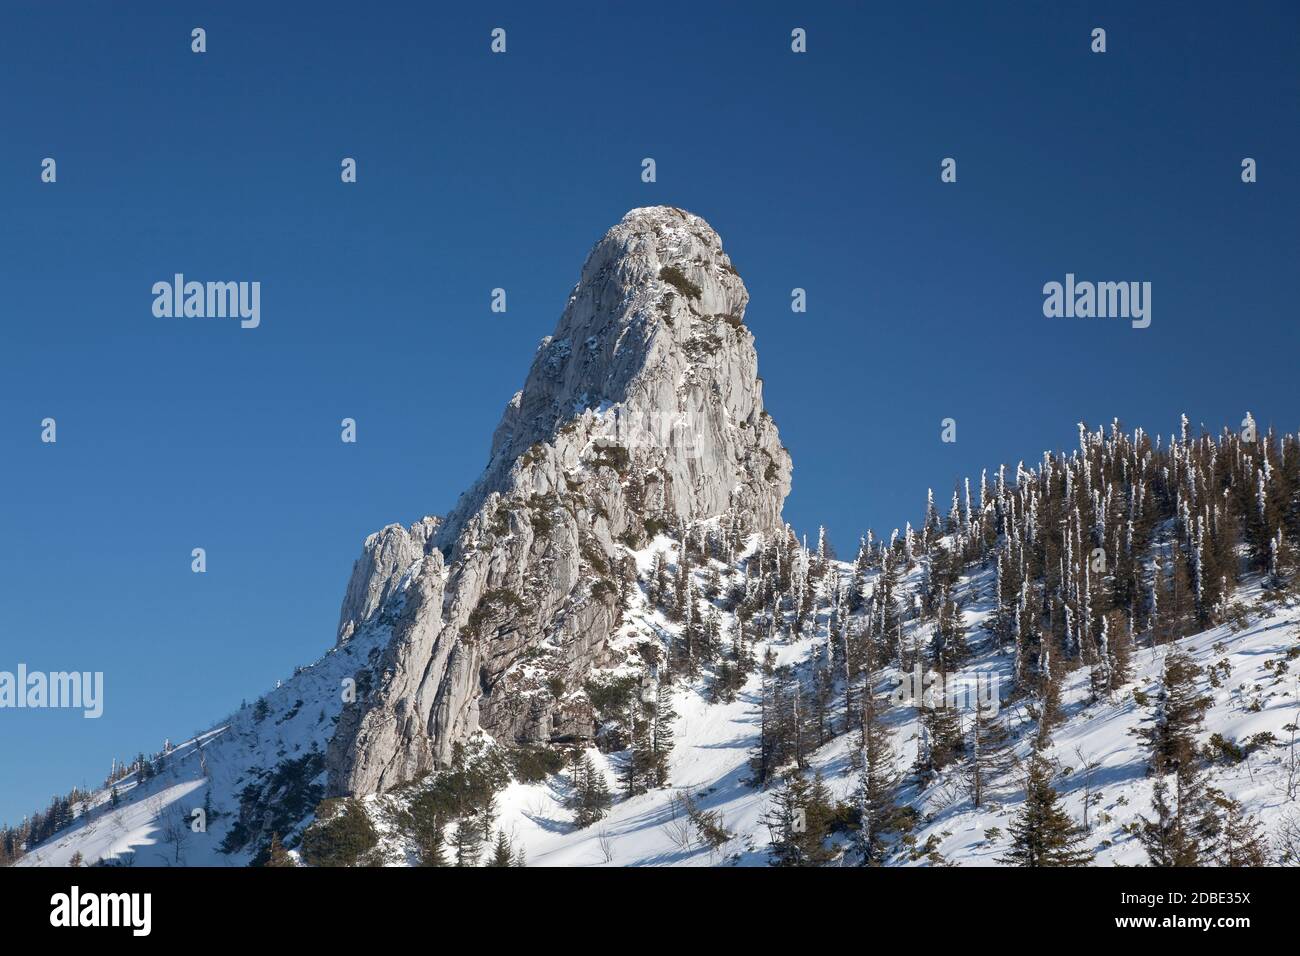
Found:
<box><xmin>508</xmin><ymin>746</ymin><xmax>565</xmax><ymax>784</ymax></box>
<box><xmin>299</xmin><ymin>798</ymin><xmax>378</xmax><ymax>867</ymax></box>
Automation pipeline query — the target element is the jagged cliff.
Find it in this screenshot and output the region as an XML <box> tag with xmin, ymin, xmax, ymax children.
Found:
<box><xmin>325</xmin><ymin>206</ymin><xmax>791</xmax><ymax>795</ymax></box>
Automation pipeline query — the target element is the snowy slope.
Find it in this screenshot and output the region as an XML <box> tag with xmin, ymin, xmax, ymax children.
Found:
<box><xmin>17</xmin><ymin>530</ymin><xmax>1300</xmax><ymax>867</ymax></box>
<box><xmin>17</xmin><ymin>611</ymin><xmax>398</xmax><ymax>867</ymax></box>
<box><xmin>474</xmin><ymin>551</ymin><xmax>1300</xmax><ymax>867</ymax></box>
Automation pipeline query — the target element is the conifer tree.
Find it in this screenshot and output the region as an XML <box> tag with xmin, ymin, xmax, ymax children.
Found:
<box><xmin>676</xmin><ymin>583</ymin><xmax>702</xmax><ymax>677</ymax></box>
<box><xmin>650</xmin><ymin>679</ymin><xmax>677</xmax><ymax>787</ymax></box>
<box><xmin>732</xmin><ymin>613</ymin><xmax>751</xmax><ymax>674</ymax></box>
<box><xmin>704</xmin><ymin>564</ymin><xmax>723</xmax><ymax>601</ymax></box>
<box><xmin>649</xmin><ymin>551</ymin><xmax>669</xmax><ymax>610</ymax></box>
<box><xmin>1137</xmin><ymin>651</ymin><xmax>1210</xmax><ymax>780</ymax></box>
<box><xmin>752</xmin><ymin>646</ymin><xmax>780</xmax><ymax>787</ymax></box>
<box><xmin>1211</xmin><ymin>794</ymin><xmax>1269</xmax><ymax>867</ymax></box>
<box><xmin>931</xmin><ymin>591</ymin><xmax>971</xmax><ymax>669</ymax></box>
<box><xmin>1001</xmin><ymin>754</ymin><xmax>1093</xmax><ymax>866</ymax></box>
<box><xmin>1088</xmin><ymin>609</ymin><xmax>1124</xmax><ymax>700</ymax></box>
<box><xmin>1139</xmin><ymin>775</ymin><xmax>1208</xmax><ymax>866</ymax></box>
<box><xmin>672</xmin><ymin>551</ymin><xmax>690</xmax><ymax>623</ymax></box>
<box><xmin>875</xmin><ymin>551</ymin><xmax>903</xmax><ymax>659</ymax></box>
<box><xmin>925</xmin><ymin>488</ymin><xmax>941</xmax><ymax>536</ymax></box>
<box><xmin>414</xmin><ymin>816</ymin><xmax>446</xmax><ymax>867</ymax></box>
<box><xmin>570</xmin><ymin>755</ymin><xmax>613</xmax><ymax>828</ymax></box>
<box><xmin>1033</xmin><ymin>638</ymin><xmax>1064</xmax><ymax>748</ymax></box>
<box><xmin>915</xmin><ymin>701</ymin><xmax>964</xmax><ymax>775</ymax></box>
<box><xmin>849</xmin><ymin>538</ymin><xmax>869</xmax><ymax>612</ymax></box>
<box><xmin>811</xmin><ymin>655</ymin><xmax>834</xmax><ymax>745</ymax></box>
<box><xmin>702</xmin><ymin>605</ymin><xmax>723</xmax><ymax>663</ymax></box>
<box><xmin>265</xmin><ymin>832</ymin><xmax>296</xmax><ymax>867</ymax></box>
<box><xmin>488</xmin><ymin>829</ymin><xmax>513</xmax><ymax>867</ymax></box>
<box><xmin>764</xmin><ymin>772</ymin><xmax>834</xmax><ymax>867</ymax></box>
<box><xmin>478</xmin><ymin>792</ymin><xmax>497</xmax><ymax>842</ymax></box>
<box><xmin>1136</xmin><ymin>650</ymin><xmax>1214</xmax><ymax>866</ymax></box>
<box><xmin>1157</xmin><ymin>543</ymin><xmax>1196</xmax><ymax>643</ymax></box>
<box><xmin>451</xmin><ymin>818</ymin><xmax>481</xmax><ymax>867</ymax></box>
<box><xmin>966</xmin><ymin>707</ymin><xmax>1012</xmax><ymax>809</ymax></box>
<box><xmin>623</xmin><ymin>712</ymin><xmax>652</xmax><ymax>798</ymax></box>
<box><xmin>853</xmin><ymin>649</ymin><xmax>901</xmax><ymax>865</ymax></box>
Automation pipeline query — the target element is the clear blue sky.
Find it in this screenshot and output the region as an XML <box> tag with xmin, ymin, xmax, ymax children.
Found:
<box><xmin>1</xmin><ymin>1</ymin><xmax>1296</xmax><ymax>825</ymax></box>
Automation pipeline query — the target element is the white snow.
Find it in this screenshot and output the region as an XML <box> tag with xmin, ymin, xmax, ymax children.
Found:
<box><xmin>19</xmin><ymin>534</ymin><xmax>1300</xmax><ymax>867</ymax></box>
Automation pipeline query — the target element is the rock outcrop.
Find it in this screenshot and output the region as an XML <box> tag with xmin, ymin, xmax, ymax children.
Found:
<box><xmin>326</xmin><ymin>206</ymin><xmax>792</xmax><ymax>795</ymax></box>
<box><xmin>335</xmin><ymin>517</ymin><xmax>440</xmax><ymax>644</ymax></box>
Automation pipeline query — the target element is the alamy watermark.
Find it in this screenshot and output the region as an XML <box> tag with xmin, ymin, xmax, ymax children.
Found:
<box><xmin>152</xmin><ymin>274</ymin><xmax>260</xmax><ymax>329</ymax></box>
<box><xmin>608</xmin><ymin>408</ymin><xmax>703</xmax><ymax>459</ymax></box>
<box><xmin>0</xmin><ymin>664</ymin><xmax>103</xmax><ymax>718</ymax></box>
<box><xmin>891</xmin><ymin>664</ymin><xmax>999</xmax><ymax>716</ymax></box>
<box><xmin>50</xmin><ymin>886</ymin><xmax>150</xmax><ymax>936</ymax></box>
<box><xmin>1042</xmin><ymin>273</ymin><xmax>1150</xmax><ymax>329</ymax></box>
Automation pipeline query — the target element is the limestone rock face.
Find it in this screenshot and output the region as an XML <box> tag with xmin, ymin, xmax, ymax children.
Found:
<box><xmin>326</xmin><ymin>206</ymin><xmax>792</xmax><ymax>796</ymax></box>
<box><xmin>335</xmin><ymin>517</ymin><xmax>440</xmax><ymax>644</ymax></box>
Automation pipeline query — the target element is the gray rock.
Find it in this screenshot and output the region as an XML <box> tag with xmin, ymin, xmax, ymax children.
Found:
<box><xmin>335</xmin><ymin>516</ymin><xmax>440</xmax><ymax>644</ymax></box>
<box><xmin>326</xmin><ymin>206</ymin><xmax>791</xmax><ymax>796</ymax></box>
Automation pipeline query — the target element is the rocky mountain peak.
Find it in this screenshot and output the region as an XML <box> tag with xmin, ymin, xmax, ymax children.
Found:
<box><xmin>325</xmin><ymin>207</ymin><xmax>790</xmax><ymax>795</ymax></box>
<box><xmin>440</xmin><ymin>205</ymin><xmax>789</xmax><ymax>551</ymax></box>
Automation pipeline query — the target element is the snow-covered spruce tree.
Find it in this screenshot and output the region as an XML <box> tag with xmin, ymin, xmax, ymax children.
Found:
<box><xmin>853</xmin><ymin>643</ymin><xmax>902</xmax><ymax>865</ymax></box>
<box><xmin>811</xmin><ymin>649</ymin><xmax>835</xmax><ymax>746</ymax></box>
<box><xmin>673</xmin><ymin>582</ymin><xmax>703</xmax><ymax>679</ymax></box>
<box><xmin>848</xmin><ymin>537</ymin><xmax>870</xmax><ymax>613</ymax></box>
<box><xmin>1135</xmin><ymin>650</ymin><xmax>1214</xmax><ymax>866</ymax></box>
<box><xmin>710</xmin><ymin>611</ymin><xmax>750</xmax><ymax>703</ymax></box>
<box><xmin>1090</xmin><ymin>609</ymin><xmax>1133</xmax><ymax>700</ymax></box>
<box><xmin>753</xmin><ymin>662</ymin><xmax>810</xmax><ymax>786</ymax></box>
<box><xmin>875</xmin><ymin>549</ymin><xmax>903</xmax><ymax>660</ymax></box>
<box><xmin>1030</xmin><ymin>635</ymin><xmax>1065</xmax><ymax>750</ymax></box>
<box><xmin>702</xmin><ymin>604</ymin><xmax>723</xmax><ymax>664</ymax></box>
<box><xmin>477</xmin><ymin>792</ymin><xmax>498</xmax><ymax>841</ymax></box>
<box><xmin>671</xmin><ymin>550</ymin><xmax>689</xmax><ymax>624</ymax></box>
<box><xmin>931</xmin><ymin>588</ymin><xmax>971</xmax><ymax>670</ymax></box>
<box><xmin>649</xmin><ymin>551</ymin><xmax>669</xmax><ymax>610</ymax></box>
<box><xmin>1138</xmin><ymin>774</ymin><xmax>1211</xmax><ymax>867</ymax></box>
<box><xmin>704</xmin><ymin>564</ymin><xmax>723</xmax><ymax>601</ymax></box>
<box><xmin>752</xmin><ymin>646</ymin><xmax>779</xmax><ymax>787</ymax></box>
<box><xmin>966</xmin><ymin>706</ymin><xmax>1013</xmax><ymax>810</ymax></box>
<box><xmin>1157</xmin><ymin>541</ymin><xmax>1197</xmax><ymax>644</ymax></box>
<box><xmin>914</xmin><ymin>698</ymin><xmax>964</xmax><ymax>780</ymax></box>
